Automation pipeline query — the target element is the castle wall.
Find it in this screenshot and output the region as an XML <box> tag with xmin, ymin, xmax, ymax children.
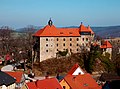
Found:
<box><xmin>39</xmin><ymin>35</ymin><xmax>94</xmax><ymax>62</ymax></box>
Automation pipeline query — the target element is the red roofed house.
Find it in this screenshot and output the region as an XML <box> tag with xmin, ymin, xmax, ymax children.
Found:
<box><xmin>5</xmin><ymin>71</ymin><xmax>25</xmax><ymax>88</ymax></box>
<box><xmin>67</xmin><ymin>63</ymin><xmax>85</xmax><ymax>75</ymax></box>
<box><xmin>60</xmin><ymin>73</ymin><xmax>101</xmax><ymax>89</ymax></box>
<box><xmin>33</xmin><ymin>19</ymin><xmax>94</xmax><ymax>62</ymax></box>
<box><xmin>24</xmin><ymin>78</ymin><xmax>62</xmax><ymax>89</ymax></box>
<box><xmin>23</xmin><ymin>82</ymin><xmax>37</xmax><ymax>89</ymax></box>
<box><xmin>100</xmin><ymin>40</ymin><xmax>112</xmax><ymax>59</ymax></box>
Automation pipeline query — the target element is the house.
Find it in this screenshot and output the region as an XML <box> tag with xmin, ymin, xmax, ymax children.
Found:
<box><xmin>33</xmin><ymin>19</ymin><xmax>94</xmax><ymax>62</ymax></box>
<box><xmin>100</xmin><ymin>40</ymin><xmax>112</xmax><ymax>59</ymax></box>
<box><xmin>24</xmin><ymin>78</ymin><xmax>62</xmax><ymax>89</ymax></box>
<box><xmin>60</xmin><ymin>73</ymin><xmax>101</xmax><ymax>89</ymax></box>
<box><xmin>5</xmin><ymin>71</ymin><xmax>25</xmax><ymax>88</ymax></box>
<box><xmin>67</xmin><ymin>63</ymin><xmax>85</xmax><ymax>75</ymax></box>
<box><xmin>0</xmin><ymin>70</ymin><xmax>16</xmax><ymax>89</ymax></box>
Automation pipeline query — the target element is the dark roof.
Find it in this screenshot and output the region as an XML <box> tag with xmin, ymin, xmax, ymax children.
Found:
<box><xmin>0</xmin><ymin>71</ymin><xmax>16</xmax><ymax>86</ymax></box>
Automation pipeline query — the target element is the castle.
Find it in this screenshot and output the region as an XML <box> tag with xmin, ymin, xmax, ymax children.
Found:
<box><xmin>33</xmin><ymin>19</ymin><xmax>112</xmax><ymax>62</ymax></box>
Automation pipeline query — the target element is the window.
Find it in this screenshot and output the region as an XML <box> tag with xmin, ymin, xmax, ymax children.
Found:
<box><xmin>86</xmin><ymin>38</ymin><xmax>88</xmax><ymax>41</ymax></box>
<box><xmin>77</xmin><ymin>38</ymin><xmax>79</xmax><ymax>41</ymax></box>
<box><xmin>46</xmin><ymin>44</ymin><xmax>48</xmax><ymax>47</ymax></box>
<box><xmin>63</xmin><ymin>86</ymin><xmax>66</xmax><ymax>89</ymax></box>
<box><xmin>56</xmin><ymin>43</ymin><xmax>58</xmax><ymax>47</ymax></box>
<box><xmin>82</xmin><ymin>43</ymin><xmax>84</xmax><ymax>46</ymax></box>
<box><xmin>46</xmin><ymin>38</ymin><xmax>48</xmax><ymax>41</ymax></box>
<box><xmin>63</xmin><ymin>43</ymin><xmax>65</xmax><ymax>46</ymax></box>
<box><xmin>77</xmin><ymin>49</ymin><xmax>79</xmax><ymax>51</ymax></box>
<box><xmin>82</xmin><ymin>38</ymin><xmax>84</xmax><ymax>41</ymax></box>
<box><xmin>104</xmin><ymin>48</ymin><xmax>106</xmax><ymax>51</ymax></box>
<box><xmin>46</xmin><ymin>50</ymin><xmax>48</xmax><ymax>52</ymax></box>
<box><xmin>60</xmin><ymin>32</ymin><xmax>63</xmax><ymax>34</ymax></box>
<box><xmin>70</xmin><ymin>38</ymin><xmax>72</xmax><ymax>41</ymax></box>
<box><xmin>63</xmin><ymin>38</ymin><xmax>65</xmax><ymax>41</ymax></box>
<box><xmin>57</xmin><ymin>38</ymin><xmax>59</xmax><ymax>41</ymax></box>
<box><xmin>77</xmin><ymin>43</ymin><xmax>79</xmax><ymax>46</ymax></box>
<box><xmin>70</xmin><ymin>43</ymin><xmax>72</xmax><ymax>46</ymax></box>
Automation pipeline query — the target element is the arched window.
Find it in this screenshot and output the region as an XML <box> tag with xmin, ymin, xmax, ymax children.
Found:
<box><xmin>63</xmin><ymin>38</ymin><xmax>65</xmax><ymax>41</ymax></box>
<box><xmin>46</xmin><ymin>38</ymin><xmax>48</xmax><ymax>41</ymax></box>
<box><xmin>70</xmin><ymin>43</ymin><xmax>72</xmax><ymax>46</ymax></box>
<box><xmin>70</xmin><ymin>38</ymin><xmax>72</xmax><ymax>41</ymax></box>
<box><xmin>77</xmin><ymin>38</ymin><xmax>79</xmax><ymax>41</ymax></box>
<box><xmin>57</xmin><ymin>38</ymin><xmax>59</xmax><ymax>41</ymax></box>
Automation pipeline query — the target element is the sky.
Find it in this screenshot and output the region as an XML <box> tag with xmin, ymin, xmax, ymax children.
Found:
<box><xmin>0</xmin><ymin>0</ymin><xmax>120</xmax><ymax>29</ymax></box>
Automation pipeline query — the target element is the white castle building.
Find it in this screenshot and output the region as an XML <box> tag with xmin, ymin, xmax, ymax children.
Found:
<box><xmin>33</xmin><ymin>19</ymin><xmax>94</xmax><ymax>62</ymax></box>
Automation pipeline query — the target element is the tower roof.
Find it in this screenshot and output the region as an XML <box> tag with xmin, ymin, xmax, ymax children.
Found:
<box><xmin>79</xmin><ymin>23</ymin><xmax>91</xmax><ymax>32</ymax></box>
<box><xmin>88</xmin><ymin>25</ymin><xmax>94</xmax><ymax>34</ymax></box>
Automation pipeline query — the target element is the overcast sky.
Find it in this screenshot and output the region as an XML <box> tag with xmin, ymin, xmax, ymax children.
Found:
<box><xmin>0</xmin><ymin>0</ymin><xmax>120</xmax><ymax>29</ymax></box>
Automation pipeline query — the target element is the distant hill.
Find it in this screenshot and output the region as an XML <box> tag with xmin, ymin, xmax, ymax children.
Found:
<box><xmin>15</xmin><ymin>25</ymin><xmax>120</xmax><ymax>38</ymax></box>
<box><xmin>91</xmin><ymin>26</ymin><xmax>120</xmax><ymax>38</ymax></box>
<box><xmin>16</xmin><ymin>25</ymin><xmax>43</xmax><ymax>33</ymax></box>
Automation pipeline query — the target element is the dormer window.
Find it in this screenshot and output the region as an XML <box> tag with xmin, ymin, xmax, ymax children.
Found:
<box><xmin>60</xmin><ymin>32</ymin><xmax>63</xmax><ymax>34</ymax></box>
<box><xmin>69</xmin><ymin>32</ymin><xmax>73</xmax><ymax>34</ymax></box>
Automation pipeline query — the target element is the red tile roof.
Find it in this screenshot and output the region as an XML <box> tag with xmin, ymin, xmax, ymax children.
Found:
<box><xmin>33</xmin><ymin>23</ymin><xmax>94</xmax><ymax>37</ymax></box>
<box><xmin>87</xmin><ymin>25</ymin><xmax>94</xmax><ymax>34</ymax></box>
<box><xmin>26</xmin><ymin>82</ymin><xmax>37</xmax><ymax>89</ymax></box>
<box><xmin>36</xmin><ymin>78</ymin><xmax>62</xmax><ymax>89</ymax></box>
<box><xmin>33</xmin><ymin>25</ymin><xmax>80</xmax><ymax>37</ymax></box>
<box><xmin>67</xmin><ymin>63</ymin><xmax>85</xmax><ymax>75</ymax></box>
<box><xmin>64</xmin><ymin>74</ymin><xmax>101</xmax><ymax>89</ymax></box>
<box><xmin>100</xmin><ymin>41</ymin><xmax>112</xmax><ymax>48</ymax></box>
<box><xmin>5</xmin><ymin>71</ymin><xmax>23</xmax><ymax>83</ymax></box>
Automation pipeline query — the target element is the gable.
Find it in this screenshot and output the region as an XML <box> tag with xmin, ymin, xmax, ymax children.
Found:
<box><xmin>60</xmin><ymin>79</ymin><xmax>70</xmax><ymax>89</ymax></box>
<box><xmin>72</xmin><ymin>67</ymin><xmax>84</xmax><ymax>75</ymax></box>
<box><xmin>67</xmin><ymin>63</ymin><xmax>85</xmax><ymax>75</ymax></box>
